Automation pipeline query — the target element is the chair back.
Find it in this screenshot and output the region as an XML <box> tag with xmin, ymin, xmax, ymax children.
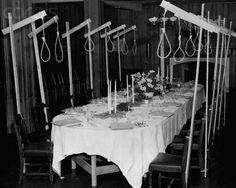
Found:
<box><xmin>198</xmin><ymin>115</ymin><xmax>206</xmax><ymax>154</ymax></box>
<box><xmin>14</xmin><ymin>114</ymin><xmax>27</xmax><ymax>156</ymax></box>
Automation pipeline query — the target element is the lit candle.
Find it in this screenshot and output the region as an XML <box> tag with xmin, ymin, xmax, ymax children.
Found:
<box><xmin>114</xmin><ymin>80</ymin><xmax>117</xmax><ymax>113</ymax></box>
<box><xmin>132</xmin><ymin>75</ymin><xmax>134</xmax><ymax>104</ymax></box>
<box><xmin>126</xmin><ymin>74</ymin><xmax>129</xmax><ymax>102</ymax></box>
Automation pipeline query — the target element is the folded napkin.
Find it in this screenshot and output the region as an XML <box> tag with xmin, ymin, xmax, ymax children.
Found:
<box><xmin>110</xmin><ymin>121</ymin><xmax>134</xmax><ymax>130</ymax></box>
<box><xmin>149</xmin><ymin>110</ymin><xmax>173</xmax><ymax>117</ymax></box>
<box><xmin>53</xmin><ymin>118</ymin><xmax>83</xmax><ymax>127</ymax></box>
<box><xmin>162</xmin><ymin>102</ymin><xmax>182</xmax><ymax>107</ymax></box>
<box><xmin>182</xmin><ymin>91</ymin><xmax>193</xmax><ymax>96</ymax></box>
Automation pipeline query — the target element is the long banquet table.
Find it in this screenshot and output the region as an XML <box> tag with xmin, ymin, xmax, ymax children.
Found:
<box><xmin>51</xmin><ymin>82</ymin><xmax>205</xmax><ymax>188</ymax></box>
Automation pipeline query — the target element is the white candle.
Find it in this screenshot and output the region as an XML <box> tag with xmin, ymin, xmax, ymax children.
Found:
<box><xmin>132</xmin><ymin>75</ymin><xmax>134</xmax><ymax>104</ymax></box>
<box><xmin>158</xmin><ymin>68</ymin><xmax>160</xmax><ymax>79</ymax></box>
<box><xmin>107</xmin><ymin>81</ymin><xmax>111</xmax><ymax>114</ymax></box>
<box><xmin>167</xmin><ymin>65</ymin><xmax>169</xmax><ymax>82</ymax></box>
<box><xmin>126</xmin><ymin>74</ymin><xmax>129</xmax><ymax>102</ymax></box>
<box><xmin>109</xmin><ymin>80</ymin><xmax>112</xmax><ymax>114</ymax></box>
<box><xmin>114</xmin><ymin>80</ymin><xmax>117</xmax><ymax>113</ymax></box>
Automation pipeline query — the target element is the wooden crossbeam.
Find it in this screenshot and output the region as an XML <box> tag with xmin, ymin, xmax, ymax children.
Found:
<box><xmin>200</xmin><ymin>16</ymin><xmax>236</xmax><ymax>37</ymax></box>
<box><xmin>61</xmin><ymin>18</ymin><xmax>91</xmax><ymax>38</ymax></box>
<box><xmin>113</xmin><ymin>25</ymin><xmax>136</xmax><ymax>39</ymax></box>
<box><xmin>100</xmin><ymin>24</ymin><xmax>126</xmax><ymax>38</ymax></box>
<box><xmin>160</xmin><ymin>0</ymin><xmax>219</xmax><ymax>33</ymax></box>
<box><xmin>28</xmin><ymin>15</ymin><xmax>58</xmax><ymax>38</ymax></box>
<box><xmin>2</xmin><ymin>11</ymin><xmax>47</xmax><ymax>35</ymax></box>
<box><xmin>84</xmin><ymin>21</ymin><xmax>111</xmax><ymax>38</ymax></box>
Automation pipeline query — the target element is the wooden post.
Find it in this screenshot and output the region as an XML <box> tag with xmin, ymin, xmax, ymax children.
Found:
<box><xmin>88</xmin><ymin>22</ymin><xmax>94</xmax><ymax>89</ymax></box>
<box><xmin>117</xmin><ymin>36</ymin><xmax>122</xmax><ymax>82</ymax></box>
<box><xmin>104</xmin><ymin>28</ymin><xmax>109</xmax><ymax>84</ymax></box>
<box><xmin>204</xmin><ymin>11</ymin><xmax>210</xmax><ymax>178</ymax></box>
<box><xmin>208</xmin><ymin>17</ymin><xmax>221</xmax><ymax>144</ymax></box>
<box><xmin>30</xmin><ymin>22</ymin><xmax>49</xmax><ymax>122</ymax></box>
<box><xmin>65</xmin><ymin>22</ymin><xmax>74</xmax><ymax>107</ymax></box>
<box><xmin>29</xmin><ymin>17</ymin><xmax>58</xmax><ymax>123</ymax></box>
<box><xmin>8</xmin><ymin>13</ymin><xmax>21</xmax><ymax>115</ymax></box>
<box><xmin>84</xmin><ymin>0</ymin><xmax>102</xmax><ymax>97</ymax></box>
<box><xmin>84</xmin><ymin>20</ymin><xmax>111</xmax><ymax>93</ymax></box>
<box><xmin>101</xmin><ymin>24</ymin><xmax>126</xmax><ymax>82</ymax></box>
<box><xmin>186</xmin><ymin>4</ymin><xmax>204</xmax><ymax>185</ymax></box>
<box><xmin>213</xmin><ymin>19</ymin><xmax>226</xmax><ymax>139</ymax></box>
<box><xmin>61</xmin><ymin>19</ymin><xmax>92</xmax><ymax>104</ymax></box>
<box><xmin>113</xmin><ymin>25</ymin><xmax>136</xmax><ymax>82</ymax></box>
<box><xmin>217</xmin><ymin>22</ymin><xmax>232</xmax><ymax>131</ymax></box>
<box><xmin>160</xmin><ymin>28</ymin><xmax>165</xmax><ymax>78</ymax></box>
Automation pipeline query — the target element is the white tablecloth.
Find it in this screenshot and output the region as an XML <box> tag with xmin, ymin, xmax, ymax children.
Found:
<box><xmin>51</xmin><ymin>84</ymin><xmax>205</xmax><ymax>188</ymax></box>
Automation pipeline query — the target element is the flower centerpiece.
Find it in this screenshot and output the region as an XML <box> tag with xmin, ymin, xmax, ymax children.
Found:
<box><xmin>133</xmin><ymin>70</ymin><xmax>168</xmax><ymax>100</ymax></box>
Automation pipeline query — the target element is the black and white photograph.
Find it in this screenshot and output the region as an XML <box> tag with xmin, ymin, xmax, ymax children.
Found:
<box><xmin>1</xmin><ymin>0</ymin><xmax>236</xmax><ymax>187</ymax></box>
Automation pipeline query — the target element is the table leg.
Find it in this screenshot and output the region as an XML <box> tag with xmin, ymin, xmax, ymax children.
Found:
<box><xmin>91</xmin><ymin>155</ymin><xmax>97</xmax><ymax>187</ymax></box>
<box><xmin>71</xmin><ymin>159</ymin><xmax>76</xmax><ymax>169</ymax></box>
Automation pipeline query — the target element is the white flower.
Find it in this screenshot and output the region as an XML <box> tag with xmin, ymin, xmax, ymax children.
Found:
<box><xmin>140</xmin><ymin>77</ymin><xmax>146</xmax><ymax>84</ymax></box>
<box><xmin>140</xmin><ymin>86</ymin><xmax>146</xmax><ymax>92</ymax></box>
<box><xmin>147</xmin><ymin>83</ymin><xmax>154</xmax><ymax>88</ymax></box>
<box><xmin>147</xmin><ymin>78</ymin><xmax>152</xmax><ymax>83</ymax></box>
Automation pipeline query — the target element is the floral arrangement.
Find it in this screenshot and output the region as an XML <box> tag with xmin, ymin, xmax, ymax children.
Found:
<box><xmin>133</xmin><ymin>70</ymin><xmax>168</xmax><ymax>99</ymax></box>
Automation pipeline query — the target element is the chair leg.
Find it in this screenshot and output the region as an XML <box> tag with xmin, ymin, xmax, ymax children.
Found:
<box><xmin>198</xmin><ymin>150</ymin><xmax>204</xmax><ymax>177</ymax></box>
<box><xmin>49</xmin><ymin>169</ymin><xmax>53</xmax><ymax>183</ymax></box>
<box><xmin>18</xmin><ymin>156</ymin><xmax>24</xmax><ymax>184</ymax></box>
<box><xmin>49</xmin><ymin>156</ymin><xmax>53</xmax><ymax>183</ymax></box>
<box><xmin>158</xmin><ymin>173</ymin><xmax>162</xmax><ymax>187</ymax></box>
<box><xmin>149</xmin><ymin>171</ymin><xmax>152</xmax><ymax>188</ymax></box>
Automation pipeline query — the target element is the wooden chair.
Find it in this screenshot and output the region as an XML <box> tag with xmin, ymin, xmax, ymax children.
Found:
<box><xmin>149</xmin><ymin>137</ymin><xmax>191</xmax><ymax>188</ymax></box>
<box><xmin>179</xmin><ymin>110</ymin><xmax>204</xmax><ymax>137</ymax></box>
<box><xmin>170</xmin><ymin>115</ymin><xmax>205</xmax><ymax>173</ymax></box>
<box><xmin>13</xmin><ymin>114</ymin><xmax>53</xmax><ymax>184</ymax></box>
<box><xmin>30</xmin><ymin>102</ymin><xmax>51</xmax><ymax>142</ymax></box>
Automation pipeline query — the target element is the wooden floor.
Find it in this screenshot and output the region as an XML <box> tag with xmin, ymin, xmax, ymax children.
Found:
<box><xmin>1</xmin><ymin>93</ymin><xmax>236</xmax><ymax>188</ymax></box>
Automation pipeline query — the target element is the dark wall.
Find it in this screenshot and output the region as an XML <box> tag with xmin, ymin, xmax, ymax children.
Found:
<box><xmin>32</xmin><ymin>2</ymin><xmax>87</xmax><ymax>117</ymax></box>
<box><xmin>0</xmin><ymin>20</ymin><xmax>6</xmax><ymax>134</ymax></box>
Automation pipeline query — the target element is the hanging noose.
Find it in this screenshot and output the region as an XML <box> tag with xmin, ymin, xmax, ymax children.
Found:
<box><xmin>54</xmin><ymin>19</ymin><xmax>64</xmax><ymax>62</ymax></box>
<box><xmin>84</xmin><ymin>36</ymin><xmax>95</xmax><ymax>53</ymax></box>
<box><xmin>157</xmin><ymin>9</ymin><xmax>172</xmax><ymax>59</ymax></box>
<box><xmin>193</xmin><ymin>26</ymin><xmax>203</xmax><ymax>52</ymax></box>
<box><xmin>132</xmin><ymin>29</ymin><xmax>137</xmax><ymax>55</ymax></box>
<box><xmin>121</xmin><ymin>28</ymin><xmax>129</xmax><ymax>55</ymax></box>
<box><xmin>173</xmin><ymin>17</ymin><xmax>185</xmax><ymax>62</ymax></box>
<box><xmin>204</xmin><ymin>31</ymin><xmax>213</xmax><ymax>55</ymax></box>
<box><xmin>107</xmin><ymin>26</ymin><xmax>115</xmax><ymax>52</ymax></box>
<box><xmin>185</xmin><ymin>23</ymin><xmax>196</xmax><ymax>57</ymax></box>
<box><xmin>40</xmin><ymin>17</ymin><xmax>51</xmax><ymax>62</ymax></box>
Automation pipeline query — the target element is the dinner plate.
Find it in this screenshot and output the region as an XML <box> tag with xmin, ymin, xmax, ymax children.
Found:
<box><xmin>53</xmin><ymin>118</ymin><xmax>83</xmax><ymax>127</ymax></box>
